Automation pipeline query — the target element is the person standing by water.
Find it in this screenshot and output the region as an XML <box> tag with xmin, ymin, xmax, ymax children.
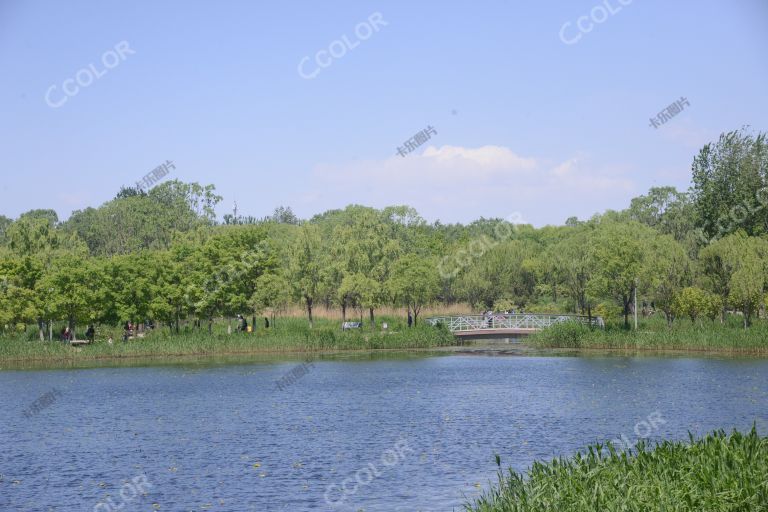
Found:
<box><xmin>236</xmin><ymin>314</ymin><xmax>248</xmax><ymax>333</ymax></box>
<box><xmin>85</xmin><ymin>325</ymin><xmax>95</xmax><ymax>343</ymax></box>
<box><xmin>407</xmin><ymin>311</ymin><xmax>413</xmax><ymax>328</ymax></box>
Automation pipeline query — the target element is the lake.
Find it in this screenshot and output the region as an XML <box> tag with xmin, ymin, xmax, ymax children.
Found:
<box><xmin>1</xmin><ymin>351</ymin><xmax>767</xmax><ymax>511</ymax></box>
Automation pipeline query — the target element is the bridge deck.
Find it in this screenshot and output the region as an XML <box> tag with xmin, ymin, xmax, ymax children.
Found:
<box><xmin>427</xmin><ymin>314</ymin><xmax>603</xmax><ymax>334</ymax></box>
<box><xmin>454</xmin><ymin>328</ymin><xmax>537</xmax><ymax>336</ymax></box>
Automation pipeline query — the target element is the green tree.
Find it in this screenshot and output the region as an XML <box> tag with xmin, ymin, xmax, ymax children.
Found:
<box><xmin>643</xmin><ymin>234</ymin><xmax>691</xmax><ymax>324</ymax></box>
<box><xmin>388</xmin><ymin>256</ymin><xmax>439</xmax><ymax>325</ymax></box>
<box><xmin>699</xmin><ymin>232</ymin><xmax>768</xmax><ymax>322</ymax></box>
<box><xmin>729</xmin><ymin>260</ymin><xmax>764</xmax><ymax>328</ymax></box>
<box><xmin>673</xmin><ymin>287</ymin><xmax>709</xmax><ymax>324</ymax></box>
<box><xmin>691</xmin><ymin>129</ymin><xmax>768</xmax><ymax>240</ymax></box>
<box><xmin>289</xmin><ymin>224</ymin><xmax>326</xmax><ymax>328</ymax></box>
<box><xmin>587</xmin><ymin>221</ymin><xmax>653</xmax><ymax>327</ymax></box>
<box><xmin>250</xmin><ymin>272</ymin><xmax>291</xmax><ymax>327</ymax></box>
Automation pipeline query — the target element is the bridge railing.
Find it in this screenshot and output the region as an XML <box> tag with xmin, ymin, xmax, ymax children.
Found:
<box><xmin>426</xmin><ymin>314</ymin><xmax>604</xmax><ymax>332</ymax></box>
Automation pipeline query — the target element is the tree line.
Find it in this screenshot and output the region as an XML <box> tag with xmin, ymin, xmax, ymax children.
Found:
<box><xmin>1</xmin><ymin>128</ymin><xmax>767</xmax><ymax>338</ymax></box>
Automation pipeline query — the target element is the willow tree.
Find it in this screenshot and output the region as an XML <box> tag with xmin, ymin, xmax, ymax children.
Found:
<box><xmin>289</xmin><ymin>224</ymin><xmax>326</xmax><ymax>328</ymax></box>
<box><xmin>388</xmin><ymin>255</ymin><xmax>439</xmax><ymax>325</ymax></box>
<box><xmin>643</xmin><ymin>234</ymin><xmax>691</xmax><ymax>324</ymax></box>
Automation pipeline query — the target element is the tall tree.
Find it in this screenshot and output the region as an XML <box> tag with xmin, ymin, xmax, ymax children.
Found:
<box><xmin>642</xmin><ymin>234</ymin><xmax>691</xmax><ymax>324</ymax></box>
<box><xmin>289</xmin><ymin>224</ymin><xmax>326</xmax><ymax>327</ymax></box>
<box><xmin>587</xmin><ymin>221</ymin><xmax>653</xmax><ymax>328</ymax></box>
<box><xmin>691</xmin><ymin>129</ymin><xmax>768</xmax><ymax>240</ymax></box>
<box><xmin>388</xmin><ymin>256</ymin><xmax>439</xmax><ymax>325</ymax></box>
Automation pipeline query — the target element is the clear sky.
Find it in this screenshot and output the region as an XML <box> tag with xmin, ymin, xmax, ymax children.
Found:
<box><xmin>1</xmin><ymin>0</ymin><xmax>766</xmax><ymax>226</ymax></box>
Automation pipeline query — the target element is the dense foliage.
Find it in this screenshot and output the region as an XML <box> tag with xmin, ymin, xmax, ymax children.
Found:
<box><xmin>466</xmin><ymin>428</ymin><xmax>768</xmax><ymax>512</ymax></box>
<box><xmin>1</xmin><ymin>129</ymin><xmax>767</xmax><ymax>338</ymax></box>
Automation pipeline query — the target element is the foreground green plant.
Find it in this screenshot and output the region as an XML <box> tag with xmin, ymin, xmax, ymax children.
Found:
<box><xmin>466</xmin><ymin>428</ymin><xmax>768</xmax><ymax>512</ymax></box>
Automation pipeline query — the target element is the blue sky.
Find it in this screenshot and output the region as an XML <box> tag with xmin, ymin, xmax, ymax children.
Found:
<box><xmin>1</xmin><ymin>0</ymin><xmax>766</xmax><ymax>226</ymax></box>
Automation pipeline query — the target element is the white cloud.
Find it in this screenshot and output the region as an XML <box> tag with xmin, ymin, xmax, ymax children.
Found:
<box><xmin>306</xmin><ymin>145</ymin><xmax>636</xmax><ymax>225</ymax></box>
<box><xmin>421</xmin><ymin>144</ymin><xmax>537</xmax><ymax>170</ymax></box>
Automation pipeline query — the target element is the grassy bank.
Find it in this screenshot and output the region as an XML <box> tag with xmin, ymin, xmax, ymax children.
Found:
<box><xmin>0</xmin><ymin>316</ymin><xmax>455</xmax><ymax>364</ymax></box>
<box><xmin>466</xmin><ymin>428</ymin><xmax>768</xmax><ymax>512</ymax></box>
<box><xmin>529</xmin><ymin>315</ymin><xmax>768</xmax><ymax>354</ymax></box>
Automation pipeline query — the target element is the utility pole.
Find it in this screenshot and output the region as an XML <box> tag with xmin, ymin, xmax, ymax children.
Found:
<box><xmin>634</xmin><ymin>278</ymin><xmax>638</xmax><ymax>330</ymax></box>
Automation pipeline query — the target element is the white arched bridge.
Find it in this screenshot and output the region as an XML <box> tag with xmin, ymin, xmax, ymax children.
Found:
<box><xmin>426</xmin><ymin>314</ymin><xmax>604</xmax><ymax>338</ymax></box>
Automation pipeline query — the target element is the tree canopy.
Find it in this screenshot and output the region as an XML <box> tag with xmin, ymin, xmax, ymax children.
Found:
<box><xmin>2</xmin><ymin>129</ymin><xmax>768</xmax><ymax>335</ymax></box>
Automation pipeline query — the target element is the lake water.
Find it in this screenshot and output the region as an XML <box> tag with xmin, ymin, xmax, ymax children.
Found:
<box><xmin>1</xmin><ymin>351</ymin><xmax>767</xmax><ymax>511</ymax></box>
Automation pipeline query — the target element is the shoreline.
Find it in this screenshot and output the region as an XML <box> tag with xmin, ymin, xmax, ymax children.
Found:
<box><xmin>2</xmin><ymin>340</ymin><xmax>768</xmax><ymax>370</ymax></box>
<box><xmin>527</xmin><ymin>344</ymin><xmax>768</xmax><ymax>357</ymax></box>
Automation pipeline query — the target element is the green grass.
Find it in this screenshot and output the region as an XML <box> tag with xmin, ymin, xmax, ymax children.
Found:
<box><xmin>0</xmin><ymin>316</ymin><xmax>455</xmax><ymax>364</ymax></box>
<box><xmin>529</xmin><ymin>315</ymin><xmax>768</xmax><ymax>353</ymax></box>
<box><xmin>466</xmin><ymin>428</ymin><xmax>768</xmax><ymax>512</ymax></box>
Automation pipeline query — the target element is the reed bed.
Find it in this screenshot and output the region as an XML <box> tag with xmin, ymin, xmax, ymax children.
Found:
<box><xmin>466</xmin><ymin>428</ymin><xmax>768</xmax><ymax>512</ymax></box>
<box><xmin>530</xmin><ymin>316</ymin><xmax>768</xmax><ymax>354</ymax></box>
<box><xmin>0</xmin><ymin>316</ymin><xmax>455</xmax><ymax>364</ymax></box>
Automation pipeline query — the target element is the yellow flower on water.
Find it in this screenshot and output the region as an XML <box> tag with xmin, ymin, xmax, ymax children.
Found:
<box><xmin>252</xmin><ymin>462</ymin><xmax>261</xmax><ymax>468</ymax></box>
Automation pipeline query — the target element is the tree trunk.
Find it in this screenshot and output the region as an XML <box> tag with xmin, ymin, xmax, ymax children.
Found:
<box><xmin>342</xmin><ymin>302</ymin><xmax>346</xmax><ymax>322</ymax></box>
<box><xmin>369</xmin><ymin>307</ymin><xmax>375</xmax><ymax>328</ymax></box>
<box><xmin>38</xmin><ymin>319</ymin><xmax>45</xmax><ymax>341</ymax></box>
<box><xmin>306</xmin><ymin>296</ymin><xmax>313</xmax><ymax>328</ymax></box>
<box><xmin>622</xmin><ymin>296</ymin><xmax>630</xmax><ymax>328</ymax></box>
